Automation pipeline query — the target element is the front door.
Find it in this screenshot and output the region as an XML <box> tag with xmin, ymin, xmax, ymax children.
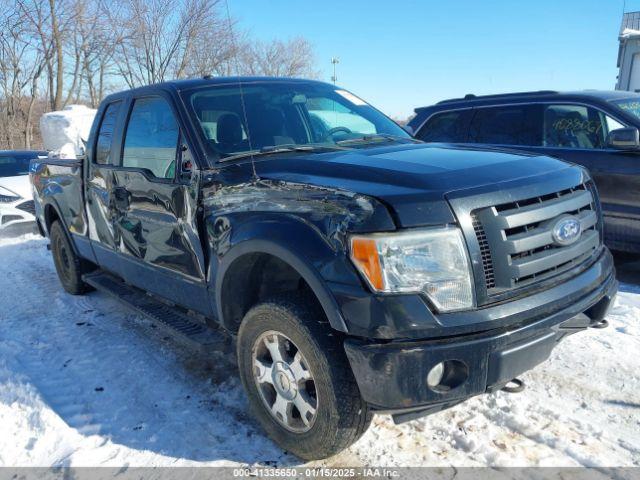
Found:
<box><xmin>112</xmin><ymin>95</ymin><xmax>210</xmax><ymax>314</ymax></box>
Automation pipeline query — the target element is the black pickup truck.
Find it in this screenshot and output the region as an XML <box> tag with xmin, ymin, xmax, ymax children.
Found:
<box><xmin>30</xmin><ymin>77</ymin><xmax>617</xmax><ymax>460</ymax></box>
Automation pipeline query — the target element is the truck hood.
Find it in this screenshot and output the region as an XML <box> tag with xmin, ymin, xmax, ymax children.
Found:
<box><xmin>253</xmin><ymin>143</ymin><xmax>576</xmax><ymax>227</ymax></box>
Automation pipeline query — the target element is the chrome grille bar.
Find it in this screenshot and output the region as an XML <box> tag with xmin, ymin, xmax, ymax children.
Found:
<box><xmin>472</xmin><ymin>182</ymin><xmax>600</xmax><ymax>293</ymax></box>
<box><xmin>493</xmin><ymin>189</ymin><xmax>592</xmax><ymax>230</ymax></box>
<box><xmin>509</xmin><ymin>230</ymin><xmax>599</xmax><ymax>278</ymax></box>
<box><xmin>503</xmin><ymin>210</ymin><xmax>597</xmax><ymax>254</ymax></box>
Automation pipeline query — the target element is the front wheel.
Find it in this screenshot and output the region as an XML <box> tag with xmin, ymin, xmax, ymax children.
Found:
<box><xmin>237</xmin><ymin>294</ymin><xmax>371</xmax><ymax>460</ymax></box>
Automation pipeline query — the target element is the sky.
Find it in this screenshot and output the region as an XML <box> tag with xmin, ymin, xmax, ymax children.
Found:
<box><xmin>229</xmin><ymin>0</ymin><xmax>629</xmax><ymax>119</ymax></box>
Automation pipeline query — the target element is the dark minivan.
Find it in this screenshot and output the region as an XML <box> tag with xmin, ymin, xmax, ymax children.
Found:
<box><xmin>408</xmin><ymin>90</ymin><xmax>640</xmax><ymax>253</ymax></box>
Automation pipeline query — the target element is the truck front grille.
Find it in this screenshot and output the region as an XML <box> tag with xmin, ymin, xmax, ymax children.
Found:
<box><xmin>471</xmin><ymin>214</ymin><xmax>496</xmax><ymax>289</ymax></box>
<box><xmin>472</xmin><ymin>182</ymin><xmax>600</xmax><ymax>294</ymax></box>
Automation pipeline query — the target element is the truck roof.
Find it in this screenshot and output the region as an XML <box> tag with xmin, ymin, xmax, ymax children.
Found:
<box><xmin>104</xmin><ymin>76</ymin><xmax>334</xmax><ymax>100</ymax></box>
<box><xmin>167</xmin><ymin>76</ymin><xmax>331</xmax><ymax>89</ymax></box>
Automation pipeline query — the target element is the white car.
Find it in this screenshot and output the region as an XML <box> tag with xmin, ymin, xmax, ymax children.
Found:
<box><xmin>0</xmin><ymin>150</ymin><xmax>48</xmax><ymax>235</ymax></box>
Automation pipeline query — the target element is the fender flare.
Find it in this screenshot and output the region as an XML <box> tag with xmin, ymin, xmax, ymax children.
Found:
<box><xmin>214</xmin><ymin>236</ymin><xmax>351</xmax><ymax>334</ymax></box>
<box><xmin>42</xmin><ymin>199</ymin><xmax>80</xmax><ymax>256</ymax></box>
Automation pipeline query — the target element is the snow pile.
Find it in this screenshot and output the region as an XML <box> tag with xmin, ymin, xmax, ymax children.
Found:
<box><xmin>0</xmin><ymin>234</ymin><xmax>639</xmax><ymax>467</ymax></box>
<box><xmin>39</xmin><ymin>105</ymin><xmax>97</xmax><ymax>159</ymax></box>
<box><xmin>621</xmin><ymin>28</ymin><xmax>640</xmax><ymax>39</ymax></box>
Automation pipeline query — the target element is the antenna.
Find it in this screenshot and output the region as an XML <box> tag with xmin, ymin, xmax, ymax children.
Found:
<box><xmin>331</xmin><ymin>57</ymin><xmax>339</xmax><ymax>84</ymax></box>
<box><xmin>224</xmin><ymin>0</ymin><xmax>258</xmax><ymax>182</ymax></box>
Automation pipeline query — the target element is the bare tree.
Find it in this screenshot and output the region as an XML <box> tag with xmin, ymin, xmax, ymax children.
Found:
<box><xmin>72</xmin><ymin>0</ymin><xmax>122</xmax><ymax>106</ymax></box>
<box><xmin>17</xmin><ymin>0</ymin><xmax>74</xmax><ymax>111</ymax></box>
<box><xmin>0</xmin><ymin>0</ymin><xmax>321</xmax><ymax>149</ymax></box>
<box><xmin>113</xmin><ymin>0</ymin><xmax>227</xmax><ymax>87</ymax></box>
<box><xmin>240</xmin><ymin>37</ymin><xmax>319</xmax><ymax>78</ymax></box>
<box><xmin>0</xmin><ymin>1</ymin><xmax>47</xmax><ymax>148</ymax></box>
<box><xmin>183</xmin><ymin>7</ymin><xmax>239</xmax><ymax>78</ymax></box>
<box><xmin>48</xmin><ymin>0</ymin><xmax>65</xmax><ymax>109</ymax></box>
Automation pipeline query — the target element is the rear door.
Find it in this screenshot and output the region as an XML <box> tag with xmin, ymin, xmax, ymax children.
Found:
<box><xmin>86</xmin><ymin>99</ymin><xmax>126</xmax><ymax>271</ymax></box>
<box><xmin>112</xmin><ymin>94</ymin><xmax>210</xmax><ymax>314</ymax></box>
<box><xmin>467</xmin><ymin>104</ymin><xmax>541</xmax><ymax>147</ymax></box>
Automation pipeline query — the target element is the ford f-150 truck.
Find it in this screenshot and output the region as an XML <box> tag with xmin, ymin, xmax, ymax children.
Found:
<box><xmin>30</xmin><ymin>77</ymin><xmax>617</xmax><ymax>460</ymax></box>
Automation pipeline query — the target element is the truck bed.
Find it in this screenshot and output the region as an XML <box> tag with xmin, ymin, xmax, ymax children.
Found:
<box><xmin>30</xmin><ymin>157</ymin><xmax>87</xmax><ymax>237</ymax></box>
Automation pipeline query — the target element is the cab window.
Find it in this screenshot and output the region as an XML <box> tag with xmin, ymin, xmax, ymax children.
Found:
<box><xmin>542</xmin><ymin>105</ymin><xmax>609</xmax><ymax>149</ymax></box>
<box><xmin>416</xmin><ymin>110</ymin><xmax>468</xmax><ymax>143</ymax></box>
<box><xmin>122</xmin><ymin>97</ymin><xmax>179</xmax><ymax>179</ymax></box>
<box><xmin>469</xmin><ymin>105</ymin><xmax>540</xmax><ymax>146</ymax></box>
<box><xmin>604</xmin><ymin>115</ymin><xmax>625</xmax><ymax>133</ymax></box>
<box><xmin>95</xmin><ymin>101</ymin><xmax>122</xmax><ymax>165</ymax></box>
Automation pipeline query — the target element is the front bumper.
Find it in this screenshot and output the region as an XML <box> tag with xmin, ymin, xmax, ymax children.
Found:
<box><xmin>343</xmin><ymin>250</ymin><xmax>617</xmax><ymax>416</ymax></box>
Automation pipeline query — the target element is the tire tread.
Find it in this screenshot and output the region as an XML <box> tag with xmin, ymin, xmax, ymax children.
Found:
<box><xmin>237</xmin><ymin>292</ymin><xmax>371</xmax><ymax>460</ymax></box>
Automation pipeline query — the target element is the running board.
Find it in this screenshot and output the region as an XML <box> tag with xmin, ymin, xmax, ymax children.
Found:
<box><xmin>82</xmin><ymin>270</ymin><xmax>233</xmax><ymax>356</ymax></box>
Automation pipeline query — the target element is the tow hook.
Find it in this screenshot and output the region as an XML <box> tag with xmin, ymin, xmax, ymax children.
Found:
<box><xmin>590</xmin><ymin>319</ymin><xmax>609</xmax><ymax>329</ymax></box>
<box><xmin>501</xmin><ymin>378</ymin><xmax>525</xmax><ymax>393</ymax></box>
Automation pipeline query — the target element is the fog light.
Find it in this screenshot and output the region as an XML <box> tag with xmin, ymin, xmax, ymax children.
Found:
<box><xmin>426</xmin><ymin>362</ymin><xmax>445</xmax><ymax>387</ymax></box>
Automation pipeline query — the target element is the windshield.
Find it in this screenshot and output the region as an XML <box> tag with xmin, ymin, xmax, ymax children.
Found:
<box><xmin>181</xmin><ymin>81</ymin><xmax>411</xmax><ymax>161</ymax></box>
<box><xmin>610</xmin><ymin>97</ymin><xmax>640</xmax><ymax>121</ymax></box>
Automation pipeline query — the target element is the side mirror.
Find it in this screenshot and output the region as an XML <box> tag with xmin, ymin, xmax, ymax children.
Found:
<box><xmin>607</xmin><ymin>127</ymin><xmax>640</xmax><ymax>150</ymax></box>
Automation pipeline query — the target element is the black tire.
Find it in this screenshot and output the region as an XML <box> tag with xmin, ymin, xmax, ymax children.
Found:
<box><xmin>50</xmin><ymin>220</ymin><xmax>94</xmax><ymax>295</ymax></box>
<box><xmin>237</xmin><ymin>293</ymin><xmax>371</xmax><ymax>460</ymax></box>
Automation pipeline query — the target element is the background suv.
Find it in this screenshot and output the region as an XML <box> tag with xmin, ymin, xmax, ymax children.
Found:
<box><xmin>408</xmin><ymin>90</ymin><xmax>640</xmax><ymax>253</ymax></box>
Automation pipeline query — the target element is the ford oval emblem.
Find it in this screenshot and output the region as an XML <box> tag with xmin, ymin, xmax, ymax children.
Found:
<box><xmin>552</xmin><ymin>216</ymin><xmax>582</xmax><ymax>246</ymax></box>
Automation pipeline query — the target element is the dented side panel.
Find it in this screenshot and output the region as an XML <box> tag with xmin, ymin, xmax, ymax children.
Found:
<box><xmin>201</xmin><ymin>170</ymin><xmax>397</xmax><ymax>331</ymax></box>
<box><xmin>31</xmin><ymin>159</ymin><xmax>87</xmax><ymax>236</ymax></box>
<box><xmin>204</xmin><ymin>178</ymin><xmax>394</xmax><ymax>253</ymax></box>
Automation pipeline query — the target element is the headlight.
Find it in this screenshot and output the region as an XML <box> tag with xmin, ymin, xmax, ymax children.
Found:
<box><xmin>349</xmin><ymin>227</ymin><xmax>475</xmax><ymax>312</ymax></box>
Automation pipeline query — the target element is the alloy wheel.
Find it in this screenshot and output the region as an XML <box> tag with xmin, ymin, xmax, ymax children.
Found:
<box><xmin>251</xmin><ymin>330</ymin><xmax>318</xmax><ymax>433</ymax></box>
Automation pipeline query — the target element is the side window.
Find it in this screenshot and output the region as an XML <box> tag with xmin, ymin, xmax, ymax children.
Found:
<box><xmin>542</xmin><ymin>104</ymin><xmax>608</xmax><ymax>149</ymax></box>
<box><xmin>469</xmin><ymin>105</ymin><xmax>540</xmax><ymax>146</ymax></box>
<box><xmin>122</xmin><ymin>97</ymin><xmax>179</xmax><ymax>179</ymax></box>
<box><xmin>416</xmin><ymin>111</ymin><xmax>467</xmax><ymax>143</ymax></box>
<box><xmin>95</xmin><ymin>101</ymin><xmax>122</xmax><ymax>164</ymax></box>
<box><xmin>604</xmin><ymin>114</ymin><xmax>625</xmax><ymax>135</ymax></box>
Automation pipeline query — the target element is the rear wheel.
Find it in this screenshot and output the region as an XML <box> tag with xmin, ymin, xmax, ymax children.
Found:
<box><xmin>50</xmin><ymin>220</ymin><xmax>94</xmax><ymax>295</ymax></box>
<box><xmin>237</xmin><ymin>293</ymin><xmax>371</xmax><ymax>460</ymax></box>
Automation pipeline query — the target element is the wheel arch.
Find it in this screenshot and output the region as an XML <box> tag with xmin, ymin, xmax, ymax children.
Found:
<box><xmin>43</xmin><ymin>200</ymin><xmax>79</xmax><ymax>256</ymax></box>
<box><xmin>215</xmin><ymin>238</ymin><xmax>350</xmax><ymax>335</ymax></box>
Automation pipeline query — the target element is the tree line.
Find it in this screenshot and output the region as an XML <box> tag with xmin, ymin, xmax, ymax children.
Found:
<box><xmin>0</xmin><ymin>0</ymin><xmax>319</xmax><ymax>149</ymax></box>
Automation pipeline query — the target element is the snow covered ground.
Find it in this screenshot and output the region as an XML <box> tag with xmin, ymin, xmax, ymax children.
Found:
<box><xmin>0</xmin><ymin>233</ymin><xmax>638</xmax><ymax>467</ymax></box>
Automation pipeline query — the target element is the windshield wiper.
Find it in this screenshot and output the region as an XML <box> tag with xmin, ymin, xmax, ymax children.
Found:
<box><xmin>220</xmin><ymin>143</ymin><xmax>350</xmax><ymax>162</ymax></box>
<box><xmin>336</xmin><ymin>134</ymin><xmax>420</xmax><ymax>146</ymax></box>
